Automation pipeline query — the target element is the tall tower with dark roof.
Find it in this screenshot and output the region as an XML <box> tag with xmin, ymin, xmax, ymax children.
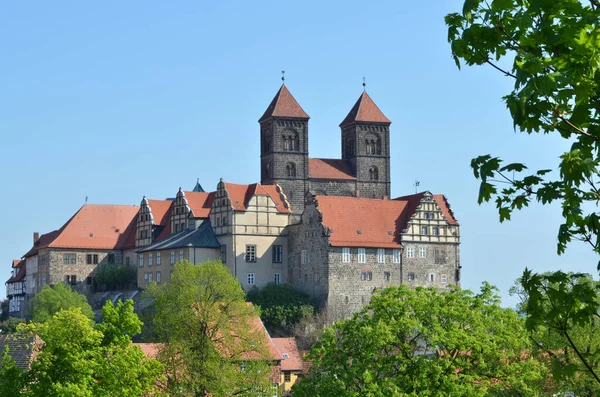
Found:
<box><xmin>340</xmin><ymin>91</ymin><xmax>392</xmax><ymax>199</ymax></box>
<box><xmin>259</xmin><ymin>84</ymin><xmax>310</xmax><ymax>215</ymax></box>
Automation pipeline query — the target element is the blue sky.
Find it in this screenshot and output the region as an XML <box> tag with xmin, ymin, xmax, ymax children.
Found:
<box><xmin>1</xmin><ymin>1</ymin><xmax>596</xmax><ymax>305</ymax></box>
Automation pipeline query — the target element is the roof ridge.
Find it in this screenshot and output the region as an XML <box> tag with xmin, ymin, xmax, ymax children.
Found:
<box><xmin>340</xmin><ymin>90</ymin><xmax>391</xmax><ymax>126</ymax></box>
<box><xmin>259</xmin><ymin>84</ymin><xmax>309</xmax><ymax>122</ymax></box>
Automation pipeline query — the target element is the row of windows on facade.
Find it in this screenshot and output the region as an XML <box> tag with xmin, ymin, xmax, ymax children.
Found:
<box><xmin>265</xmin><ymin>161</ymin><xmax>380</xmax><ymax>181</ymax></box>
<box><xmin>343</xmin><ymin>138</ymin><xmax>383</xmax><ymax>157</ymax></box>
<box><xmin>63</xmin><ymin>275</ymin><xmax>94</xmax><ymax>286</ymax></box>
<box><xmin>246</xmin><ymin>272</ymin><xmax>281</xmax><ymax>286</ymax></box>
<box><xmin>262</xmin><ymin>134</ymin><xmax>300</xmax><ymax>153</ymax></box>
<box><xmin>138</xmin><ymin>250</ymin><xmax>184</xmax><ymax>267</ymax></box>
<box><xmin>143</xmin><ymin>271</ymin><xmax>161</xmax><ymax>283</ymax></box>
<box><xmin>331</xmin><ymin>247</ymin><xmax>446</xmax><ymax>264</ymax></box>
<box><xmin>243</xmin><ymin>245</ymin><xmax>283</xmax><ymax>263</ymax></box>
<box><xmin>61</xmin><ymin>253</ymin><xmax>115</xmax><ymax>265</ymax></box>
<box><xmin>354</xmin><ymin>271</ymin><xmax>448</xmax><ymax>284</ymax></box>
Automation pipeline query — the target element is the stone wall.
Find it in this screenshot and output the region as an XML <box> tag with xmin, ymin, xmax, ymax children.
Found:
<box><xmin>309</xmin><ymin>179</ymin><xmax>356</xmax><ymax>197</ymax></box>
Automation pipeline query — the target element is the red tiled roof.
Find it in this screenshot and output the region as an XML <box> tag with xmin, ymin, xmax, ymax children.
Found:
<box><xmin>223</xmin><ymin>182</ymin><xmax>290</xmax><ymax>214</ymax></box>
<box><xmin>272</xmin><ymin>338</ymin><xmax>303</xmax><ymax>371</ymax></box>
<box><xmin>309</xmin><ymin>158</ymin><xmax>356</xmax><ymax>181</ymax></box>
<box><xmin>434</xmin><ymin>194</ymin><xmax>459</xmax><ymax>225</ymax></box>
<box><xmin>134</xmin><ymin>343</ymin><xmax>161</xmax><ymax>359</ymax></box>
<box><xmin>259</xmin><ymin>84</ymin><xmax>309</xmax><ymax>122</ymax></box>
<box><xmin>183</xmin><ymin>191</ymin><xmax>215</xmax><ymax>218</ymax></box>
<box><xmin>23</xmin><ymin>230</ymin><xmax>61</xmax><ymax>258</ymax></box>
<box><xmin>340</xmin><ymin>91</ymin><xmax>391</xmax><ymax>126</ymax></box>
<box><xmin>147</xmin><ymin>199</ymin><xmax>173</xmax><ymax>226</ymax></box>
<box><xmin>316</xmin><ymin>196</ymin><xmax>406</xmax><ymax>248</ymax></box>
<box><xmin>44</xmin><ymin>205</ymin><xmax>140</xmax><ymax>250</ymax></box>
<box><xmin>7</xmin><ymin>260</ymin><xmax>25</xmax><ymax>283</ymax></box>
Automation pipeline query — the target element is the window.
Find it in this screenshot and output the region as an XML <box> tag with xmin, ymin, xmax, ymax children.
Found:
<box><xmin>139</xmin><ymin>254</ymin><xmax>144</xmax><ymax>267</ymax></box>
<box><xmin>148</xmin><ymin>253</ymin><xmax>153</xmax><ymax>266</ymax></box>
<box><xmin>421</xmin><ymin>226</ymin><xmax>428</xmax><ymax>235</ymax></box>
<box><xmin>220</xmin><ymin>245</ymin><xmax>227</xmax><ymax>264</ymax></box>
<box><xmin>93</xmin><ymin>254</ymin><xmax>98</xmax><ymax>264</ymax></box>
<box><xmin>393</xmin><ymin>249</ymin><xmax>401</xmax><ymax>263</ymax></box>
<box><xmin>361</xmin><ymin>271</ymin><xmax>372</xmax><ymax>281</ymax></box>
<box><xmin>247</xmin><ymin>273</ymin><xmax>255</xmax><ymax>286</ymax></box>
<box><xmin>314</xmin><ymin>273</ymin><xmax>320</xmax><ymax>282</ymax></box>
<box><xmin>181</xmin><ymin>222</ymin><xmax>186</xmax><ymax>231</ymax></box>
<box><xmin>179</xmin><ymin>250</ymin><xmax>184</xmax><ymax>262</ymax></box>
<box><xmin>441</xmin><ymin>273</ymin><xmax>447</xmax><ymax>284</ymax></box>
<box><xmin>419</xmin><ymin>247</ymin><xmax>427</xmax><ymax>258</ymax></box>
<box><xmin>286</xmin><ymin>163</ymin><xmax>296</xmax><ymax>178</ymax></box>
<box><xmin>384</xmin><ymin>271</ymin><xmax>391</xmax><ymax>281</ymax></box>
<box><xmin>358</xmin><ymin>248</ymin><xmax>366</xmax><ymax>263</ymax></box>
<box><xmin>369</xmin><ymin>166</ymin><xmax>379</xmax><ymax>181</ymax></box>
<box><xmin>429</xmin><ymin>273</ymin><xmax>435</xmax><ymax>283</ymax></box>
<box><xmin>304</xmin><ymin>273</ymin><xmax>308</xmax><ymax>282</ymax></box>
<box><xmin>300</xmin><ymin>250</ymin><xmax>306</xmax><ymax>265</ymax></box>
<box><xmin>274</xmin><ymin>273</ymin><xmax>281</xmax><ymax>285</ymax></box>
<box><xmin>148</xmin><ymin>272</ymin><xmax>153</xmax><ymax>283</ymax></box>
<box><xmin>108</xmin><ymin>254</ymin><xmax>115</xmax><ymax>265</ymax></box>
<box><xmin>246</xmin><ymin>245</ymin><xmax>256</xmax><ymax>262</ymax></box>
<box><xmin>342</xmin><ymin>247</ymin><xmax>350</xmax><ymax>263</ymax></box>
<box><xmin>222</xmin><ymin>216</ymin><xmax>227</xmax><ymax>226</ymax></box>
<box><xmin>170</xmin><ymin>251</ymin><xmax>175</xmax><ymax>265</ymax></box>
<box><xmin>284</xmin><ymin>371</ymin><xmax>291</xmax><ymax>382</ymax></box>
<box><xmin>175</xmin><ymin>224</ymin><xmax>179</xmax><ymax>233</ymax></box>
<box><xmin>407</xmin><ymin>247</ymin><xmax>415</xmax><ymax>258</ymax></box>
<box><xmin>86</xmin><ymin>254</ymin><xmax>93</xmax><ymax>265</ymax></box>
<box><xmin>432</xmin><ymin>226</ymin><xmax>439</xmax><ymax>236</ymax></box>
<box><xmin>63</xmin><ymin>254</ymin><xmax>70</xmax><ymax>264</ymax></box>
<box><xmin>435</xmin><ymin>248</ymin><xmax>447</xmax><ymax>264</ymax></box>
<box><xmin>156</xmin><ymin>252</ymin><xmax>161</xmax><ymax>265</ymax></box>
<box><xmin>156</xmin><ymin>271</ymin><xmax>161</xmax><ymax>283</ymax></box>
<box><xmin>272</xmin><ymin>245</ymin><xmax>283</xmax><ymax>263</ymax></box>
<box><xmin>65</xmin><ymin>275</ymin><xmax>76</xmax><ymax>285</ymax></box>
<box><xmin>408</xmin><ymin>272</ymin><xmax>415</xmax><ymax>281</ymax></box>
<box><xmin>377</xmin><ymin>248</ymin><xmax>385</xmax><ymax>263</ymax></box>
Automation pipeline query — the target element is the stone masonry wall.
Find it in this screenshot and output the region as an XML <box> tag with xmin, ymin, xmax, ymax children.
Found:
<box><xmin>309</xmin><ymin>179</ymin><xmax>356</xmax><ymax>197</ymax></box>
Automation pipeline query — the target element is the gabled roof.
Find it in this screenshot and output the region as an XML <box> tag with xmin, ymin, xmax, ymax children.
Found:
<box><xmin>23</xmin><ymin>205</ymin><xmax>140</xmax><ymax>253</ymax></box>
<box><xmin>394</xmin><ymin>192</ymin><xmax>459</xmax><ymax>225</ymax></box>
<box><xmin>147</xmin><ymin>199</ymin><xmax>173</xmax><ymax>226</ymax></box>
<box><xmin>0</xmin><ymin>334</ymin><xmax>36</xmax><ymax>371</ymax></box>
<box><xmin>223</xmin><ymin>182</ymin><xmax>291</xmax><ymax>214</ymax></box>
<box><xmin>272</xmin><ymin>338</ymin><xmax>303</xmax><ymax>371</ymax></box>
<box><xmin>259</xmin><ymin>84</ymin><xmax>309</xmax><ymax>122</ymax></box>
<box><xmin>137</xmin><ymin>220</ymin><xmax>220</xmax><ymax>253</ymax></box>
<box><xmin>340</xmin><ymin>91</ymin><xmax>391</xmax><ymax>126</ymax></box>
<box><xmin>316</xmin><ymin>196</ymin><xmax>407</xmax><ymax>248</ymax></box>
<box><xmin>309</xmin><ymin>158</ymin><xmax>356</xmax><ymax>181</ymax></box>
<box><xmin>183</xmin><ymin>191</ymin><xmax>215</xmax><ymax>218</ymax></box>
<box><xmin>7</xmin><ymin>260</ymin><xmax>25</xmax><ymax>283</ymax></box>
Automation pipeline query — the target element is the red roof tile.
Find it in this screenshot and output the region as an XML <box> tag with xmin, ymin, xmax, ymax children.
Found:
<box><xmin>23</xmin><ymin>230</ymin><xmax>61</xmax><ymax>258</ymax></box>
<box><xmin>7</xmin><ymin>260</ymin><xmax>25</xmax><ymax>283</ymax></box>
<box><xmin>316</xmin><ymin>196</ymin><xmax>406</xmax><ymax>248</ymax></box>
<box><xmin>259</xmin><ymin>84</ymin><xmax>309</xmax><ymax>122</ymax></box>
<box><xmin>46</xmin><ymin>204</ymin><xmax>140</xmax><ymax>250</ymax></box>
<box><xmin>133</xmin><ymin>343</ymin><xmax>161</xmax><ymax>359</ymax></box>
<box><xmin>223</xmin><ymin>182</ymin><xmax>290</xmax><ymax>214</ymax></box>
<box><xmin>433</xmin><ymin>194</ymin><xmax>459</xmax><ymax>225</ymax></box>
<box><xmin>183</xmin><ymin>191</ymin><xmax>215</xmax><ymax>218</ymax></box>
<box><xmin>147</xmin><ymin>199</ymin><xmax>173</xmax><ymax>226</ymax></box>
<box><xmin>272</xmin><ymin>338</ymin><xmax>303</xmax><ymax>371</ymax></box>
<box><xmin>309</xmin><ymin>158</ymin><xmax>356</xmax><ymax>181</ymax></box>
<box><xmin>340</xmin><ymin>91</ymin><xmax>391</xmax><ymax>126</ymax></box>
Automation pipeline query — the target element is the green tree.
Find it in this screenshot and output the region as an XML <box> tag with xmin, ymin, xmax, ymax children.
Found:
<box><xmin>0</xmin><ymin>317</ymin><xmax>25</xmax><ymax>334</ymax></box>
<box><xmin>29</xmin><ymin>283</ymin><xmax>94</xmax><ymax>323</ymax></box>
<box><xmin>95</xmin><ymin>263</ymin><xmax>137</xmax><ymax>290</ymax></box>
<box><xmin>0</xmin><ymin>345</ymin><xmax>27</xmax><ymax>396</ymax></box>
<box><xmin>446</xmin><ymin>0</ymin><xmax>600</xmax><ymax>386</ymax></box>
<box><xmin>13</xmin><ymin>302</ymin><xmax>164</xmax><ymax>397</ymax></box>
<box><xmin>146</xmin><ymin>260</ymin><xmax>273</xmax><ymax>396</ymax></box>
<box><xmin>247</xmin><ymin>283</ymin><xmax>316</xmax><ymax>336</ymax></box>
<box><xmin>294</xmin><ymin>284</ymin><xmax>551</xmax><ymax>397</ymax></box>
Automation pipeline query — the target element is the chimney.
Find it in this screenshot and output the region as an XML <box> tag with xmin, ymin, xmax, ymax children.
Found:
<box><xmin>355</xmin><ymin>190</ymin><xmax>360</xmax><ymax>198</ymax></box>
<box><xmin>33</xmin><ymin>232</ymin><xmax>39</xmax><ymax>245</ymax></box>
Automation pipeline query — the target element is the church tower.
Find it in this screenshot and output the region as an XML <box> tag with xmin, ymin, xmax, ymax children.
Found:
<box><xmin>340</xmin><ymin>91</ymin><xmax>392</xmax><ymax>199</ymax></box>
<box><xmin>259</xmin><ymin>84</ymin><xmax>310</xmax><ymax>215</ymax></box>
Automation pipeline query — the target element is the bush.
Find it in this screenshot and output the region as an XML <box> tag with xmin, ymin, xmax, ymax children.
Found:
<box><xmin>247</xmin><ymin>283</ymin><xmax>317</xmax><ymax>336</ymax></box>
<box><xmin>95</xmin><ymin>263</ymin><xmax>136</xmax><ymax>289</ymax></box>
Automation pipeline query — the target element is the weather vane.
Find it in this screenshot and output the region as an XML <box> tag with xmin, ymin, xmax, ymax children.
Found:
<box><xmin>362</xmin><ymin>76</ymin><xmax>366</xmax><ymax>90</ymax></box>
<box><xmin>413</xmin><ymin>180</ymin><xmax>420</xmax><ymax>194</ymax></box>
<box><xmin>281</xmin><ymin>70</ymin><xmax>285</xmax><ymax>82</ymax></box>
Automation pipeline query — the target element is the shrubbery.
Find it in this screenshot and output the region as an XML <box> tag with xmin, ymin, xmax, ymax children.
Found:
<box><xmin>95</xmin><ymin>263</ymin><xmax>136</xmax><ymax>289</ymax></box>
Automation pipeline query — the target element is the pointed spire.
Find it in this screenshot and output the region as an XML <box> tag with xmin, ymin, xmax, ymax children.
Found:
<box><xmin>340</xmin><ymin>91</ymin><xmax>391</xmax><ymax>127</ymax></box>
<box><xmin>192</xmin><ymin>178</ymin><xmax>205</xmax><ymax>192</ymax></box>
<box><xmin>259</xmin><ymin>84</ymin><xmax>309</xmax><ymax>122</ymax></box>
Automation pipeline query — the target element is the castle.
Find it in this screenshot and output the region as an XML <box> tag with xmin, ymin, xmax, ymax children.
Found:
<box><xmin>6</xmin><ymin>84</ymin><xmax>461</xmax><ymax>321</ymax></box>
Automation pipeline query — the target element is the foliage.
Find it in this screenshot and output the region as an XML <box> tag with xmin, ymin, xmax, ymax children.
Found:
<box><xmin>293</xmin><ymin>284</ymin><xmax>551</xmax><ymax>397</ymax></box>
<box><xmin>29</xmin><ymin>283</ymin><xmax>94</xmax><ymax>323</ymax></box>
<box><xmin>146</xmin><ymin>260</ymin><xmax>273</xmax><ymax>396</ymax></box>
<box><xmin>511</xmin><ymin>272</ymin><xmax>600</xmax><ymax>394</ymax></box>
<box><xmin>0</xmin><ymin>346</ymin><xmax>27</xmax><ymax>396</ymax></box>
<box><xmin>0</xmin><ymin>317</ymin><xmax>25</xmax><ymax>334</ymax></box>
<box><xmin>247</xmin><ymin>283</ymin><xmax>316</xmax><ymax>336</ymax></box>
<box><xmin>95</xmin><ymin>262</ymin><xmax>137</xmax><ymax>289</ymax></box>
<box><xmin>3</xmin><ymin>301</ymin><xmax>165</xmax><ymax>396</ymax></box>
<box><xmin>0</xmin><ymin>299</ymin><xmax>8</xmax><ymax>322</ymax></box>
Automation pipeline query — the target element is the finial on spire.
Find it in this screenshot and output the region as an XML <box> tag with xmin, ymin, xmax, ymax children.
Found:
<box><xmin>413</xmin><ymin>179</ymin><xmax>420</xmax><ymax>194</ymax></box>
<box><xmin>362</xmin><ymin>76</ymin><xmax>366</xmax><ymax>90</ymax></box>
<box><xmin>281</xmin><ymin>70</ymin><xmax>285</xmax><ymax>82</ymax></box>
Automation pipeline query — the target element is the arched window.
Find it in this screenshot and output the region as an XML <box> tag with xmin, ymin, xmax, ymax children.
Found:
<box><xmin>365</xmin><ymin>136</ymin><xmax>381</xmax><ymax>155</ymax></box>
<box><xmin>369</xmin><ymin>166</ymin><xmax>379</xmax><ymax>181</ymax></box>
<box><xmin>286</xmin><ymin>163</ymin><xmax>296</xmax><ymax>178</ymax></box>
<box><xmin>282</xmin><ymin>131</ymin><xmax>299</xmax><ymax>152</ymax></box>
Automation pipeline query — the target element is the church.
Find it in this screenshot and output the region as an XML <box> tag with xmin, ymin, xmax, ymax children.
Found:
<box><xmin>7</xmin><ymin>83</ymin><xmax>461</xmax><ymax>322</ymax></box>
